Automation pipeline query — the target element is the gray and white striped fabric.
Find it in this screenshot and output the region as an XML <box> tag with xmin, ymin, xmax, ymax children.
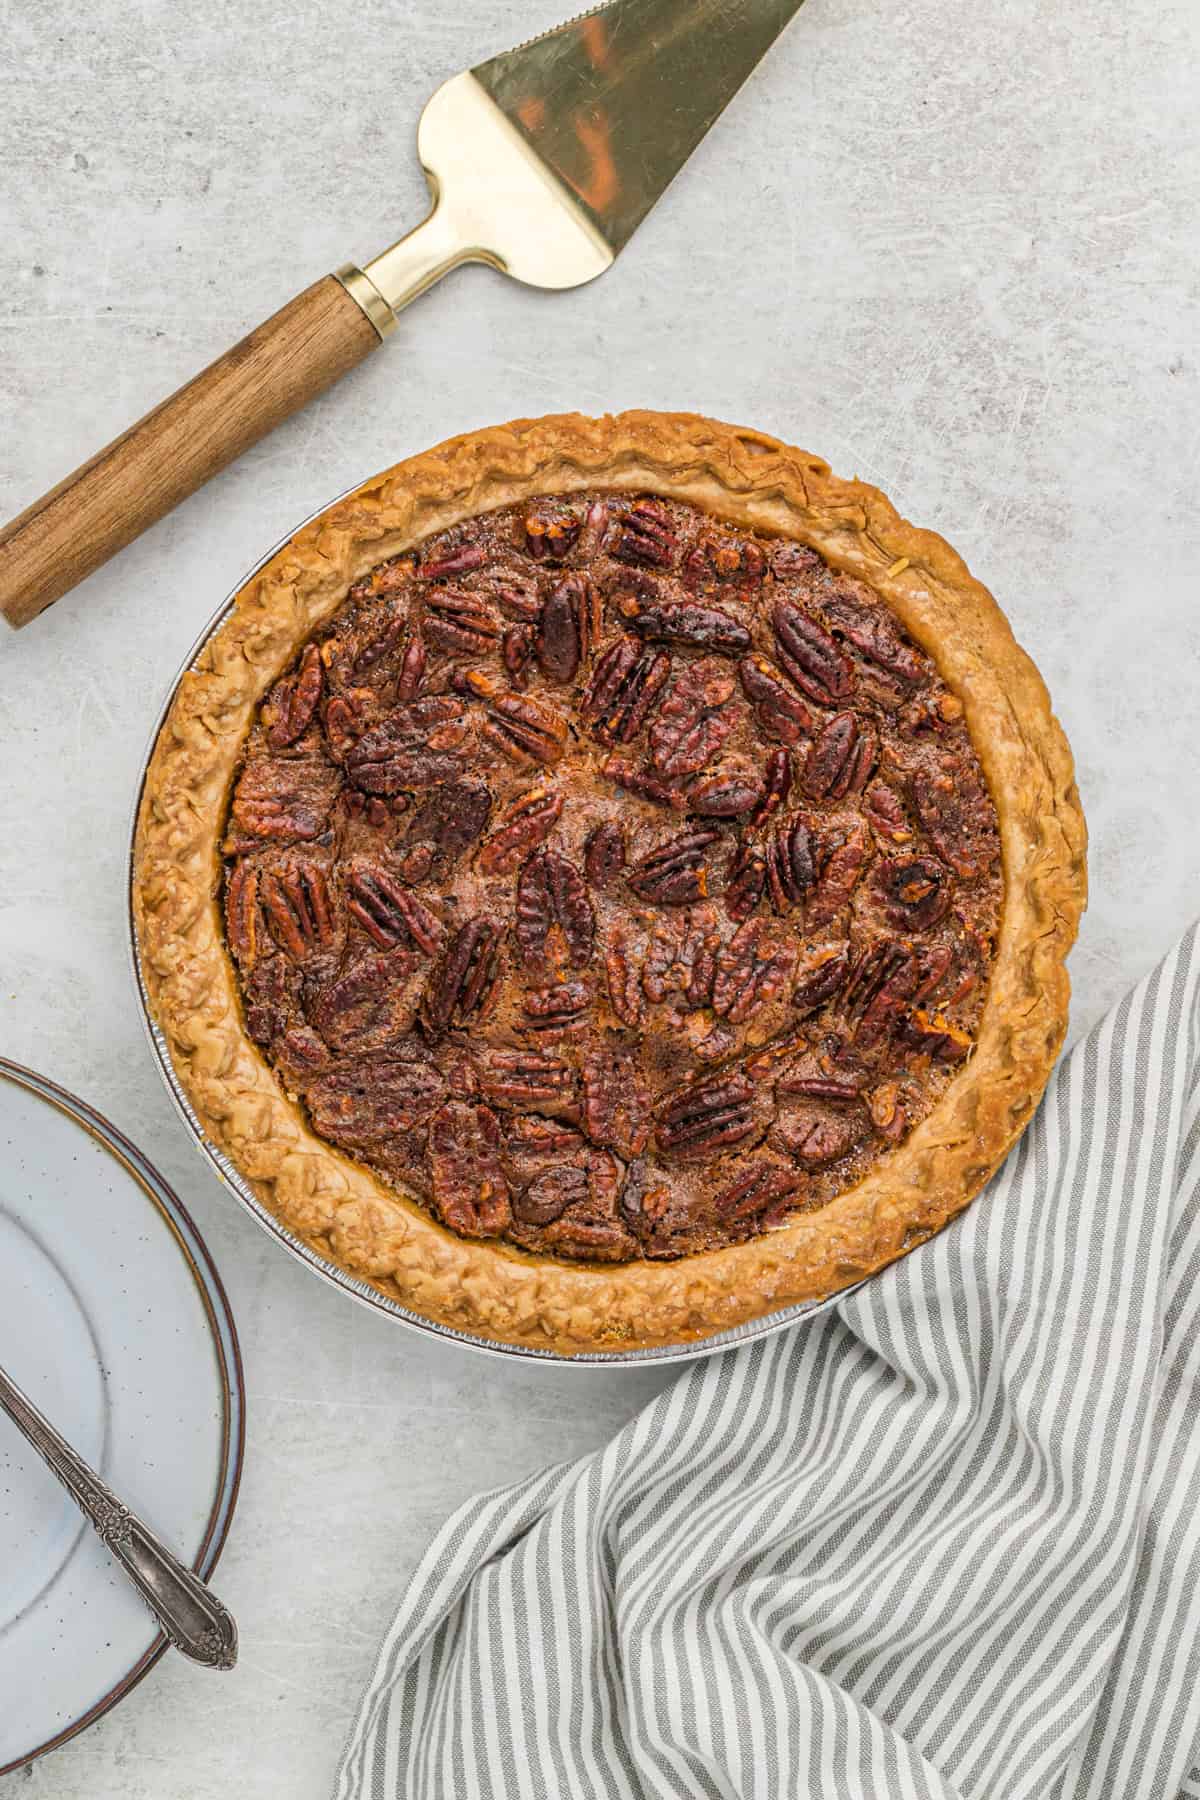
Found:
<box><xmin>335</xmin><ymin>925</ymin><xmax>1200</xmax><ymax>1800</ymax></box>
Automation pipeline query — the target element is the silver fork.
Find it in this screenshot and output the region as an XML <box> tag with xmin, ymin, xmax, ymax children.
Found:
<box><xmin>0</xmin><ymin>1361</ymin><xmax>237</xmax><ymax>1669</ymax></box>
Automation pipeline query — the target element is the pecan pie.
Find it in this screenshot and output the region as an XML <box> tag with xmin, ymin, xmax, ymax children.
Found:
<box><xmin>133</xmin><ymin>412</ymin><xmax>1086</xmax><ymax>1352</ymax></box>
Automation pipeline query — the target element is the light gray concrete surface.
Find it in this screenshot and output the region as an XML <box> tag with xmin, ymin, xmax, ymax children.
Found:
<box><xmin>1</xmin><ymin>0</ymin><xmax>1197</xmax><ymax>1792</ymax></box>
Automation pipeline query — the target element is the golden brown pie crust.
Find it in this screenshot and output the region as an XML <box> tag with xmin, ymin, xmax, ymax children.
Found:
<box><xmin>132</xmin><ymin>411</ymin><xmax>1086</xmax><ymax>1353</ymax></box>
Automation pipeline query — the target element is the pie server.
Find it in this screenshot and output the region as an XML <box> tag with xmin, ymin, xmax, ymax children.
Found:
<box><xmin>0</xmin><ymin>0</ymin><xmax>805</xmax><ymax>630</ymax></box>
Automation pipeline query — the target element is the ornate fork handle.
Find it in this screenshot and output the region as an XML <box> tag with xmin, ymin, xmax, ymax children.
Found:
<box><xmin>0</xmin><ymin>1361</ymin><xmax>237</xmax><ymax>1669</ymax></box>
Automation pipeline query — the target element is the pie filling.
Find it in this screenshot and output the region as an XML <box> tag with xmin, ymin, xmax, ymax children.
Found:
<box><xmin>222</xmin><ymin>493</ymin><xmax>1002</xmax><ymax>1264</ymax></box>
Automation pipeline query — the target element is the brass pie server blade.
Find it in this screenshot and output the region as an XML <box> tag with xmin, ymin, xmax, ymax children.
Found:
<box><xmin>357</xmin><ymin>0</ymin><xmax>807</xmax><ymax>321</ymax></box>
<box><xmin>474</xmin><ymin>0</ymin><xmax>809</xmax><ymax>253</ymax></box>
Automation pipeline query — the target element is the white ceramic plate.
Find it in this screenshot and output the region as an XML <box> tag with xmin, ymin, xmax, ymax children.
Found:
<box><xmin>0</xmin><ymin>1060</ymin><xmax>244</xmax><ymax>1776</ymax></box>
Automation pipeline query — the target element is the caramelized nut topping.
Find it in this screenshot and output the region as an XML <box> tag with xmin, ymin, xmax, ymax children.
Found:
<box><xmin>224</xmin><ymin>490</ymin><xmax>1001</xmax><ymax>1263</ymax></box>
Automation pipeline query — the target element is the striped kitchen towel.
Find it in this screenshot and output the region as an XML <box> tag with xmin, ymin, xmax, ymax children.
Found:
<box><xmin>335</xmin><ymin>925</ymin><xmax>1200</xmax><ymax>1800</ymax></box>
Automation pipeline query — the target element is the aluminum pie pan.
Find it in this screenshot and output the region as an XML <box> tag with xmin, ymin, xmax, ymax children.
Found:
<box><xmin>127</xmin><ymin>487</ymin><xmax>861</xmax><ymax>1367</ymax></box>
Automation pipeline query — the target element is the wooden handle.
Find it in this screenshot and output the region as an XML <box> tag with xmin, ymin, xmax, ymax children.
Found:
<box><xmin>0</xmin><ymin>275</ymin><xmax>382</xmax><ymax>629</ymax></box>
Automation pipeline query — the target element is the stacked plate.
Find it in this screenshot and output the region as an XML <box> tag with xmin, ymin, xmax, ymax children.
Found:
<box><xmin>0</xmin><ymin>1061</ymin><xmax>243</xmax><ymax>1775</ymax></box>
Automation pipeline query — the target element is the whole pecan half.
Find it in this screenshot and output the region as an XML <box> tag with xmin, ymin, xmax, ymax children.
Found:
<box><xmin>350</xmin><ymin>609</ymin><xmax>406</xmax><ymax>678</ymax></box>
<box><xmin>771</xmin><ymin>541</ymin><xmax>824</xmax><ymax>579</ymax></box>
<box><xmin>841</xmin><ymin>940</ymin><xmax>912</xmax><ymax>1017</ymax></box>
<box><xmin>273</xmin><ymin>1024</ymin><xmax>331</xmax><ymax>1083</ymax></box>
<box><xmin>724</xmin><ymin>840</ymin><xmax>767</xmax><ymax>921</ymax></box>
<box><xmin>505</xmin><ymin>1114</ymin><xmax>584</xmax><ymax>1164</ymax></box>
<box><xmin>688</xmin><ymin>762</ymin><xmax>764</xmax><ymax>818</ymax></box>
<box><xmin>657</xmin><ymin>1070</ymin><xmax>759</xmax><ymax>1157</ymax></box>
<box><xmin>396</xmin><ymin>637</ymin><xmax>427</xmax><ymax>701</ymax></box>
<box><xmin>227</xmin><ymin>755</ymin><xmax>341</xmax><ymax>846</ymax></box>
<box><xmin>480</xmin><ymin>1051</ymin><xmax>574</xmax><ymax>1107</ymax></box>
<box><xmin>582</xmin><ymin>640</ymin><xmax>672</xmax><ymax>745</ymax></box>
<box><xmin>481</xmin><ymin>694</ymin><xmax>568</xmax><ymax>765</ymax></box>
<box><xmin>640</xmin><ymin>917</ymin><xmax>681</xmax><ymax>1004</ymax></box>
<box><xmin>749</xmin><ymin>748</ymin><xmax>793</xmax><ymax>829</ymax></box>
<box><xmin>531</xmin><ymin>1192</ymin><xmax>637</xmax><ymax>1263</ymax></box>
<box><xmin>346</xmin><ymin>697</ymin><xmax>469</xmax><ymax>793</ymax></box>
<box><xmin>606</xmin><ymin>498</ymin><xmax>677</xmax><ymax>568</ymax></box>
<box><xmin>306</xmin><ymin>948</ymin><xmax>415</xmax><ymax>1052</ymax></box>
<box><xmin>841</xmin><ymin>941</ymin><xmax>921</xmax><ymax>1047</ymax></box>
<box><xmin>738</xmin><ymin>654</ymin><xmax>813</xmax><ymax>744</ymax></box>
<box><xmin>824</xmin><ymin>593</ymin><xmax>924</xmax><ymax>685</ymax></box>
<box><xmin>422</xmin><ymin>588</ymin><xmax>502</xmax><ymax>655</ymax></box>
<box><xmin>224</xmin><ymin>862</ymin><xmax>261</xmax><ymax>967</ymax></box>
<box><xmin>602</xmin><ymin>756</ymin><xmax>687</xmax><ymax>810</ymax></box>
<box><xmin>522</xmin><ymin>980</ymin><xmax>591</xmax><ymax>1038</ymax></box>
<box><xmin>772</xmin><ymin>600</ymin><xmax>855</xmax><ymax>707</ymax></box>
<box><xmin>624</xmin><ymin>599</ymin><xmax>751</xmax><ymax>656</ymax></box>
<box><xmin>419</xmin><ymin>918</ymin><xmax>500</xmax><ymax>1038</ymax></box>
<box><xmin>911</xmin><ymin>942</ymin><xmax>954</xmax><ymax>1002</ymax></box>
<box><xmin>803</xmin><ymin>713</ymin><xmax>877</xmax><ymax>801</ymax></box>
<box><xmin>515</xmin><ymin>850</ymin><xmax>595</xmax><ymax>970</ymax></box>
<box><xmin>241</xmin><ymin>956</ymin><xmax>298</xmax><ymax>1046</ymax></box>
<box><xmin>502</xmin><ymin>623</ymin><xmax>534</xmax><ymax>680</ymax></box>
<box><xmin>511</xmin><ymin>1165</ymin><xmax>587</xmax><ymax>1225</ymax></box>
<box><xmin>418</xmin><ymin>542</ymin><xmax>487</xmax><ymax>580</ymax></box>
<box><xmin>627</xmin><ymin>828</ymin><xmax>720</xmax><ymax>907</ymax></box>
<box><xmin>584</xmin><ymin>821</ymin><xmax>626</xmax><ymax>889</ymax></box>
<box><xmin>763</xmin><ymin>817</ymin><xmax>818</xmax><ymax>914</ymax></box>
<box><xmin>806</xmin><ymin>817</ymin><xmax>870</xmax><ymax>928</ymax></box>
<box><xmin>581</xmin><ymin>636</ymin><xmax>636</xmax><ymax>721</ymax></box>
<box><xmin>638</xmin><ymin>908</ymin><xmax>722</xmax><ymax>1009</ymax></box>
<box><xmin>346</xmin><ymin>861</ymin><xmax>443</xmax><ymax>954</ymax></box>
<box><xmin>715</xmin><ymin>1161</ymin><xmax>801</xmax><ymax>1222</ymax></box>
<box><xmin>536</xmin><ymin>573</ymin><xmax>599</xmax><ymax>683</ymax></box>
<box><xmin>580</xmin><ymin>1041</ymin><xmax>652</xmax><ymax>1156</ymax></box>
<box><xmin>604</xmin><ymin>926</ymin><xmax>645</xmax><ymax>1027</ymax></box>
<box><xmin>428</xmin><ymin>1100</ymin><xmax>511</xmax><ymax>1235</ymax></box>
<box><xmin>648</xmin><ymin>658</ymin><xmax>737</xmax><ymax>777</ymax></box>
<box><xmin>792</xmin><ymin>944</ymin><xmax>852</xmax><ymax>1013</ymax></box>
<box><xmin>477</xmin><ymin>787</ymin><xmax>563</xmax><ymax>875</ymax></box>
<box><xmin>864</xmin><ymin>779</ymin><xmax>912</xmax><ymax>846</ymax></box>
<box><xmin>777</xmin><ymin>1112</ymin><xmax>860</xmax><ymax>1165</ymax></box>
<box><xmin>778</xmin><ymin>1069</ymin><xmax>863</xmax><ymax>1102</ymax></box>
<box><xmin>307</xmin><ymin>1059</ymin><xmax>445</xmax><ymax>1152</ymax></box>
<box><xmin>264</xmin><ymin>643</ymin><xmax>323</xmax><ymax>748</ymax></box>
<box><xmin>261</xmin><ymin>863</ymin><xmax>336</xmax><ymax>961</ymax></box>
<box><xmin>712</xmin><ymin>919</ymin><xmax>796</xmax><ymax>1025</ymax></box>
<box><xmin>536</xmin><ymin>575</ymin><xmax>583</xmax><ymax>683</ymax></box>
<box><xmin>681</xmin><ymin>911</ymin><xmax>723</xmax><ymax>1009</ymax></box>
<box><xmin>580</xmin><ymin>497</ymin><xmax>609</xmax><ymax>550</ymax></box>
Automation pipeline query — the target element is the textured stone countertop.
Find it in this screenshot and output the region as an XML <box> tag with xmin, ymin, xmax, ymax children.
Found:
<box><xmin>1</xmin><ymin>0</ymin><xmax>1196</xmax><ymax>1793</ymax></box>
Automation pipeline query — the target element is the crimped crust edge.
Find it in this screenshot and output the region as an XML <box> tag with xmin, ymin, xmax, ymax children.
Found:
<box><xmin>132</xmin><ymin>411</ymin><xmax>1087</xmax><ymax>1353</ymax></box>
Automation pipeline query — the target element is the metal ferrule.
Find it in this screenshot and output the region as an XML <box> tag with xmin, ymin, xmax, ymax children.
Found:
<box><xmin>333</xmin><ymin>264</ymin><xmax>398</xmax><ymax>339</ymax></box>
